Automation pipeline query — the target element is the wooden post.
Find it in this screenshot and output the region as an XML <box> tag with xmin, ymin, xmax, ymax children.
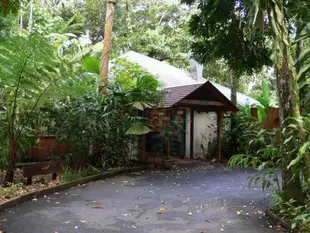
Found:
<box><xmin>99</xmin><ymin>0</ymin><xmax>116</xmax><ymax>94</ymax></box>
<box><xmin>190</xmin><ymin>108</ymin><xmax>194</xmax><ymax>159</ymax></box>
<box><xmin>27</xmin><ymin>177</ymin><xmax>32</xmax><ymax>185</ymax></box>
<box><xmin>217</xmin><ymin>111</ymin><xmax>223</xmax><ymax>162</ymax></box>
<box><xmin>166</xmin><ymin>110</ymin><xmax>172</xmax><ymax>157</ymax></box>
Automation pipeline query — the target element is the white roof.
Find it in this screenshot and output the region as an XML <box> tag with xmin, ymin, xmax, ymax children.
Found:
<box><xmin>121</xmin><ymin>51</ymin><xmax>259</xmax><ymax>106</ymax></box>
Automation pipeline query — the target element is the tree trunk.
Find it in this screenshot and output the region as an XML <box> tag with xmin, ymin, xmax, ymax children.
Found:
<box><xmin>282</xmin><ymin>168</ymin><xmax>304</xmax><ymax>204</ymax></box>
<box><xmin>99</xmin><ymin>0</ymin><xmax>116</xmax><ymax>94</ymax></box>
<box><xmin>266</xmin><ymin>2</ymin><xmax>309</xmax><ymax>203</ymax></box>
<box><xmin>230</xmin><ymin>70</ymin><xmax>238</xmax><ymax>155</ymax></box>
<box><xmin>276</xmin><ymin>43</ymin><xmax>305</xmax><ymax>203</ymax></box>
<box><xmin>4</xmin><ymin>138</ymin><xmax>17</xmax><ymax>183</ymax></box>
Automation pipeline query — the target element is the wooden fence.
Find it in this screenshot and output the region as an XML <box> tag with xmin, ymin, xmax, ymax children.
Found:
<box><xmin>26</xmin><ymin>135</ymin><xmax>71</xmax><ymax>161</ymax></box>
<box><xmin>251</xmin><ymin>107</ymin><xmax>280</xmax><ymax>131</ymax></box>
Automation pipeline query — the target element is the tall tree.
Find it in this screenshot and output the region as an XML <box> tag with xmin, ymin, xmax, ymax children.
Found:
<box><xmin>241</xmin><ymin>0</ymin><xmax>310</xmax><ymax>203</ymax></box>
<box><xmin>99</xmin><ymin>0</ymin><xmax>116</xmax><ymax>94</ymax></box>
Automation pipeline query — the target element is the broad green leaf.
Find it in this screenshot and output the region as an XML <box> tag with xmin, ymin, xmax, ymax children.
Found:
<box><xmin>299</xmin><ymin>141</ymin><xmax>310</xmax><ymax>155</ymax></box>
<box><xmin>82</xmin><ymin>56</ymin><xmax>100</xmax><ymax>74</ymax></box>
<box><xmin>126</xmin><ymin>122</ymin><xmax>152</xmax><ymax>135</ymax></box>
<box><xmin>257</xmin><ymin>105</ymin><xmax>266</xmax><ymax>122</ymax></box>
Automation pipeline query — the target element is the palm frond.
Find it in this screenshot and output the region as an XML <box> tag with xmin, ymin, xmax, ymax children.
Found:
<box><xmin>126</xmin><ymin>122</ymin><xmax>152</xmax><ymax>135</ymax></box>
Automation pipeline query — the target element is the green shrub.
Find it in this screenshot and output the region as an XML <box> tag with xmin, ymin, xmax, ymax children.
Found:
<box><xmin>47</xmin><ymin>59</ymin><xmax>161</xmax><ymax>170</ymax></box>
<box><xmin>272</xmin><ymin>192</ymin><xmax>310</xmax><ymax>231</ymax></box>
<box><xmin>63</xmin><ymin>165</ymin><xmax>101</xmax><ymax>182</ymax></box>
<box><xmin>0</xmin><ymin>182</ymin><xmax>23</xmax><ymax>198</ymax></box>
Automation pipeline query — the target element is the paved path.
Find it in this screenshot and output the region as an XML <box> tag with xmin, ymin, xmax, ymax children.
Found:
<box><xmin>0</xmin><ymin>164</ymin><xmax>280</xmax><ymax>233</ymax></box>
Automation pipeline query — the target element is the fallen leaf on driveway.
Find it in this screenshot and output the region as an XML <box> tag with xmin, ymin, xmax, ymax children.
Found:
<box><xmin>159</xmin><ymin>207</ymin><xmax>166</xmax><ymax>213</ymax></box>
<box><xmin>0</xmin><ymin>218</ymin><xmax>7</xmax><ymax>222</ymax></box>
<box><xmin>92</xmin><ymin>206</ymin><xmax>104</xmax><ymax>209</ymax></box>
<box><xmin>236</xmin><ymin>210</ymin><xmax>242</xmax><ymax>215</ymax></box>
<box><xmin>80</xmin><ymin>220</ymin><xmax>86</xmax><ymax>223</ymax></box>
<box><xmin>204</xmin><ymin>219</ymin><xmax>211</xmax><ymax>223</ymax></box>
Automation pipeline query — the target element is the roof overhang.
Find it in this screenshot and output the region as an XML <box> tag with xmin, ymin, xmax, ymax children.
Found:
<box><xmin>163</xmin><ymin>81</ymin><xmax>238</xmax><ymax>113</ymax></box>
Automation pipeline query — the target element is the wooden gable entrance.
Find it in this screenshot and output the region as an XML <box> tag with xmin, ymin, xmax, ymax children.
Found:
<box><xmin>140</xmin><ymin>81</ymin><xmax>238</xmax><ymax>162</ymax></box>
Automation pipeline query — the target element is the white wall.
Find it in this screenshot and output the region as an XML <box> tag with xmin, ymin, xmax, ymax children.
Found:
<box><xmin>184</xmin><ymin>109</ymin><xmax>217</xmax><ymax>159</ymax></box>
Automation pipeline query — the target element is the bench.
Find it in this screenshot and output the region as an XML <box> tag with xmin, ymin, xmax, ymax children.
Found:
<box><xmin>15</xmin><ymin>160</ymin><xmax>63</xmax><ymax>185</ymax></box>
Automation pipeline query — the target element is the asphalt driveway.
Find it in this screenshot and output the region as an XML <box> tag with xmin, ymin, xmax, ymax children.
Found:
<box><xmin>0</xmin><ymin>164</ymin><xmax>280</xmax><ymax>233</ymax></box>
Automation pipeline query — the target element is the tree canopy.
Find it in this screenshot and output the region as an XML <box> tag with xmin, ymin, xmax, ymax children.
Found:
<box><xmin>182</xmin><ymin>0</ymin><xmax>271</xmax><ymax>77</ymax></box>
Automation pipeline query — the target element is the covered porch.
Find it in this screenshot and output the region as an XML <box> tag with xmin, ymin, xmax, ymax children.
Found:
<box><xmin>140</xmin><ymin>81</ymin><xmax>238</xmax><ymax>162</ymax></box>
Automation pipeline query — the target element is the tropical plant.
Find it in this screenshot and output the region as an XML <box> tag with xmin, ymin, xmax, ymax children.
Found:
<box><xmin>0</xmin><ymin>35</ymin><xmax>89</xmax><ymax>182</ymax></box>
<box><xmin>254</xmin><ymin>80</ymin><xmax>272</xmax><ymax>122</ymax></box>
<box><xmin>229</xmin><ymin>115</ymin><xmax>310</xmax><ymax>205</ymax></box>
<box><xmin>51</xmin><ymin>90</ymin><xmax>151</xmax><ymax>169</ymax></box>
<box><xmin>48</xmin><ymin>57</ymin><xmax>161</xmax><ymax>170</ymax></box>
<box><xmin>240</xmin><ymin>0</ymin><xmax>310</xmax><ymax>204</ymax></box>
<box><xmin>26</xmin><ymin>7</ymin><xmax>86</xmax><ymax>57</ymax></box>
<box><xmin>110</xmin><ymin>58</ymin><xmax>162</xmax><ymax>105</ymax></box>
<box><xmin>272</xmin><ymin>192</ymin><xmax>310</xmax><ymax>231</ymax></box>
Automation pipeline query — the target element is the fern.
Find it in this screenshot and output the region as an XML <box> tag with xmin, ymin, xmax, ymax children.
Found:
<box><xmin>0</xmin><ymin>35</ymin><xmax>94</xmax><ymax>181</ymax></box>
